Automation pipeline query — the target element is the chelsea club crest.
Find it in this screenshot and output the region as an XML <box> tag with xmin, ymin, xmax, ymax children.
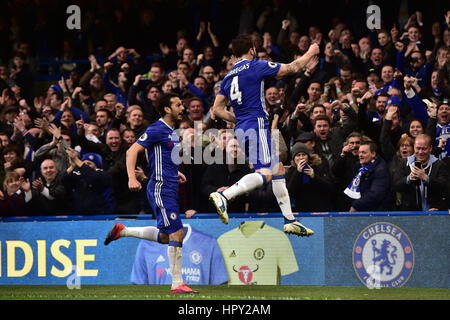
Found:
<box><xmin>353</xmin><ymin>222</ymin><xmax>414</xmax><ymax>288</ymax></box>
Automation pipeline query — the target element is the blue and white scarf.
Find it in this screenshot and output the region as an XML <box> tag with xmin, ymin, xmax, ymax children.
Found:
<box><xmin>432</xmin><ymin>88</ymin><xmax>441</xmax><ymax>98</ymax></box>
<box><xmin>344</xmin><ymin>160</ymin><xmax>375</xmax><ymax>199</ymax></box>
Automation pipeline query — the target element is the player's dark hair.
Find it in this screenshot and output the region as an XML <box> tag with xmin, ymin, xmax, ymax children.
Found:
<box><xmin>157</xmin><ymin>93</ymin><xmax>179</xmax><ymax>116</ymax></box>
<box><xmin>232</xmin><ymin>34</ymin><xmax>253</xmax><ymax>58</ymax></box>
<box><xmin>256</xmin><ymin>47</ymin><xmax>267</xmax><ymax>54</ymax></box>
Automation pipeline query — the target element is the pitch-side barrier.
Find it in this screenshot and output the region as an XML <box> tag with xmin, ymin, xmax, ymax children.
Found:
<box><xmin>0</xmin><ymin>211</ymin><xmax>448</xmax><ymax>288</ymax></box>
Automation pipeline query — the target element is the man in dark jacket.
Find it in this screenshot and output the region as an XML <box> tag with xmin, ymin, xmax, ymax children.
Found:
<box><xmin>358</xmin><ymin>95</ymin><xmax>404</xmax><ymax>148</ymax></box>
<box><xmin>27</xmin><ymin>159</ymin><xmax>70</xmax><ymax>215</ymax></box>
<box><xmin>201</xmin><ymin>137</ymin><xmax>253</xmax><ymax>213</ymax></box>
<box><xmin>176</xmin><ymin>126</ymin><xmax>209</xmax><ymax>217</ymax></box>
<box><xmin>312</xmin><ymin>115</ymin><xmax>347</xmax><ymax>171</ymax></box>
<box><xmin>345</xmin><ymin>141</ymin><xmax>392</xmax><ymax>211</ymax></box>
<box><xmin>392</xmin><ymin>134</ymin><xmax>449</xmax><ymax>211</ymax></box>
<box><xmin>331</xmin><ymin>131</ymin><xmax>362</xmax><ymax>211</ymax></box>
<box><xmin>128</xmin><ymin>75</ymin><xmax>160</xmax><ymax>125</ymax></box>
<box><xmin>61</xmin><ymin>150</ymin><xmax>114</xmax><ymax>214</ymax></box>
<box><xmin>76</xmin><ymin>126</ymin><xmax>148</xmax><ymax>214</ymax></box>
<box><xmin>9</xmin><ymin>51</ymin><xmax>34</xmax><ymax>103</ymax></box>
<box><xmin>76</xmin><ymin>126</ymin><xmax>127</xmax><ymax>171</ymax></box>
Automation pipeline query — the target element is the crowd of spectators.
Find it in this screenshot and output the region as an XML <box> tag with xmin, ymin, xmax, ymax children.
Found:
<box><xmin>0</xmin><ymin>1</ymin><xmax>449</xmax><ymax>217</ymax></box>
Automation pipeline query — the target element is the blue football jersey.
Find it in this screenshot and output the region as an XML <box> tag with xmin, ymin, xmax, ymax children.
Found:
<box><xmin>130</xmin><ymin>225</ymin><xmax>229</xmax><ymax>285</ymax></box>
<box><xmin>219</xmin><ymin>59</ymin><xmax>281</xmax><ymax>123</ymax></box>
<box><xmin>137</xmin><ymin>119</ymin><xmax>181</xmax><ymax>191</ymax></box>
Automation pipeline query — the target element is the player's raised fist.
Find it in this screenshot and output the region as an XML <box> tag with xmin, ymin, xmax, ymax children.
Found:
<box><xmin>128</xmin><ymin>178</ymin><xmax>142</xmax><ymax>192</ymax></box>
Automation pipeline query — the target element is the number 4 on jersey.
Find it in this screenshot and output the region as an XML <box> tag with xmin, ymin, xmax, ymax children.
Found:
<box><xmin>230</xmin><ymin>76</ymin><xmax>242</xmax><ymax>105</ymax></box>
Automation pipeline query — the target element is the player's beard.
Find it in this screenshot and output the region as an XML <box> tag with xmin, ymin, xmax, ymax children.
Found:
<box><xmin>172</xmin><ymin>112</ymin><xmax>183</xmax><ymax>126</ymax></box>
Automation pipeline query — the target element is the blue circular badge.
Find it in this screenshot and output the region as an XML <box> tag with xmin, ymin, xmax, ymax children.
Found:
<box><xmin>353</xmin><ymin>222</ymin><xmax>414</xmax><ymax>288</ymax></box>
<box><xmin>189</xmin><ymin>250</ymin><xmax>202</xmax><ymax>265</ymax></box>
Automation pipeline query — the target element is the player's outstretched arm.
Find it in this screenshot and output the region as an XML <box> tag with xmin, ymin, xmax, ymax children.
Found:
<box><xmin>212</xmin><ymin>94</ymin><xmax>236</xmax><ymax>123</ymax></box>
<box><xmin>126</xmin><ymin>142</ymin><xmax>145</xmax><ymax>191</ymax></box>
<box><xmin>276</xmin><ymin>43</ymin><xmax>320</xmax><ymax>79</ymax></box>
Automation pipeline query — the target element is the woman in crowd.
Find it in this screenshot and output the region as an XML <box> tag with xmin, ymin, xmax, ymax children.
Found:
<box><xmin>286</xmin><ymin>142</ymin><xmax>334</xmax><ymax>212</ymax></box>
<box><xmin>0</xmin><ymin>171</ymin><xmax>29</xmax><ymax>215</ymax></box>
